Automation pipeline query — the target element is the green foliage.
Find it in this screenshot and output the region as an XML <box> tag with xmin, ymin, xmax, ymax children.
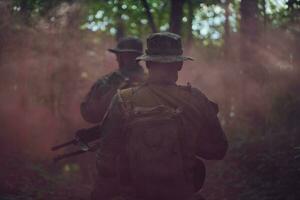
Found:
<box><xmin>82</xmin><ymin>0</ymin><xmax>168</xmax><ymax>37</ymax></box>
<box><xmin>12</xmin><ymin>0</ymin><xmax>72</xmax><ymax>14</ymax></box>
<box><xmin>11</xmin><ymin>0</ymin><xmax>297</xmax><ymax>45</ymax></box>
<box><xmin>191</xmin><ymin>4</ymin><xmax>226</xmax><ymax>45</ymax></box>
<box><xmin>82</xmin><ymin>0</ymin><xmax>227</xmax><ymax>42</ymax></box>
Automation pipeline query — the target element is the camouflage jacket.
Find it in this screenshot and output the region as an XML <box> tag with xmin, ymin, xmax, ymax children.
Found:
<box><xmin>91</xmin><ymin>81</ymin><xmax>228</xmax><ymax>200</ymax></box>
<box><xmin>80</xmin><ymin>65</ymin><xmax>145</xmax><ymax>123</ymax></box>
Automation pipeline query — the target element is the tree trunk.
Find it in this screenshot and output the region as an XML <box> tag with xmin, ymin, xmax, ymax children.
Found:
<box><xmin>239</xmin><ymin>0</ymin><xmax>267</xmax><ymax>131</ymax></box>
<box><xmin>140</xmin><ymin>0</ymin><xmax>157</xmax><ymax>32</ymax></box>
<box><xmin>19</xmin><ymin>0</ymin><xmax>31</xmax><ymax>24</ymax></box>
<box><xmin>186</xmin><ymin>0</ymin><xmax>194</xmax><ymax>46</ymax></box>
<box><xmin>240</xmin><ymin>0</ymin><xmax>259</xmax><ymax>63</ymax></box>
<box><xmin>115</xmin><ymin>1</ymin><xmax>125</xmax><ymax>41</ymax></box>
<box><xmin>0</xmin><ymin>0</ymin><xmax>12</xmax><ymax>31</ymax></box>
<box><xmin>240</xmin><ymin>0</ymin><xmax>268</xmax><ymax>83</ymax></box>
<box><xmin>262</xmin><ymin>0</ymin><xmax>267</xmax><ymax>28</ymax></box>
<box><xmin>223</xmin><ymin>0</ymin><xmax>230</xmax><ymax>60</ymax></box>
<box><xmin>287</xmin><ymin>0</ymin><xmax>295</xmax><ymax>22</ymax></box>
<box><xmin>169</xmin><ymin>0</ymin><xmax>185</xmax><ymax>35</ymax></box>
<box><xmin>116</xmin><ymin>21</ymin><xmax>124</xmax><ymax>41</ymax></box>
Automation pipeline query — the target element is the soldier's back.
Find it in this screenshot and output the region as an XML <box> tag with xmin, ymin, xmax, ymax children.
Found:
<box><xmin>118</xmin><ymin>82</ymin><xmax>215</xmax><ymax>200</ymax></box>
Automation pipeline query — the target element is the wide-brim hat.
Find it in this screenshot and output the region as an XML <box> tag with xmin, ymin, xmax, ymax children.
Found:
<box><xmin>108</xmin><ymin>37</ymin><xmax>143</xmax><ymax>54</ymax></box>
<box><xmin>136</xmin><ymin>55</ymin><xmax>193</xmax><ymax>63</ymax></box>
<box><xmin>136</xmin><ymin>32</ymin><xmax>193</xmax><ymax>63</ymax></box>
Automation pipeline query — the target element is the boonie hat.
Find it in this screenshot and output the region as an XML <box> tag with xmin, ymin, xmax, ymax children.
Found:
<box><xmin>108</xmin><ymin>37</ymin><xmax>143</xmax><ymax>54</ymax></box>
<box><xmin>136</xmin><ymin>32</ymin><xmax>193</xmax><ymax>63</ymax></box>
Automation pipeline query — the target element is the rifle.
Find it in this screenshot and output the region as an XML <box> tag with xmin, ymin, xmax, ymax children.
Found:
<box><xmin>51</xmin><ymin>125</ymin><xmax>102</xmax><ymax>163</ymax></box>
<box><xmin>52</xmin><ymin>75</ymin><xmax>135</xmax><ymax>163</ymax></box>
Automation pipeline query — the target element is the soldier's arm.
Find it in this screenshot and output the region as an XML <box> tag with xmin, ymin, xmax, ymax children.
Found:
<box><xmin>80</xmin><ymin>77</ymin><xmax>111</xmax><ymax>123</ymax></box>
<box><xmin>91</xmin><ymin>94</ymin><xmax>125</xmax><ymax>200</ymax></box>
<box><xmin>193</xmin><ymin>89</ymin><xmax>228</xmax><ymax>160</ymax></box>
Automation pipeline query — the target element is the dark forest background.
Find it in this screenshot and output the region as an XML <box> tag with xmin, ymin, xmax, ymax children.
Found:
<box><xmin>0</xmin><ymin>0</ymin><xmax>300</xmax><ymax>199</ymax></box>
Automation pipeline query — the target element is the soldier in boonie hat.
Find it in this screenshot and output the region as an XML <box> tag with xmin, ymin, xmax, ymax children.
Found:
<box><xmin>80</xmin><ymin>37</ymin><xmax>146</xmax><ymax>124</ymax></box>
<box><xmin>136</xmin><ymin>32</ymin><xmax>193</xmax><ymax>63</ymax></box>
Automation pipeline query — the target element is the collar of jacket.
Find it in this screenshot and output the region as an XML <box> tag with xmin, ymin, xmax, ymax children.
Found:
<box><xmin>146</xmin><ymin>79</ymin><xmax>177</xmax><ymax>86</ymax></box>
<box><xmin>119</xmin><ymin>65</ymin><xmax>144</xmax><ymax>76</ymax></box>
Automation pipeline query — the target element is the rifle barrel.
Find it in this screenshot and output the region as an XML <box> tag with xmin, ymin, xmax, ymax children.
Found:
<box><xmin>51</xmin><ymin>140</ymin><xmax>76</xmax><ymax>151</ymax></box>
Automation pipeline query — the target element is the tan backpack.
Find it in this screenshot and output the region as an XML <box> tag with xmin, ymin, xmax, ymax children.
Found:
<box><xmin>118</xmin><ymin>89</ymin><xmax>193</xmax><ymax>199</ymax></box>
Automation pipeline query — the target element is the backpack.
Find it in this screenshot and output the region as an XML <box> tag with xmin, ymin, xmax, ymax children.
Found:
<box><xmin>119</xmin><ymin>89</ymin><xmax>192</xmax><ymax>199</ymax></box>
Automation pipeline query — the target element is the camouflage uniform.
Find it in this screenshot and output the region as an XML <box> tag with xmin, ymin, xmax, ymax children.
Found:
<box><xmin>91</xmin><ymin>33</ymin><xmax>228</xmax><ymax>200</ymax></box>
<box><xmin>81</xmin><ymin>37</ymin><xmax>146</xmax><ymax>123</ymax></box>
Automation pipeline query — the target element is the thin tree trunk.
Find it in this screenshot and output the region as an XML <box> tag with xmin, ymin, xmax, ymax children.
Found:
<box><xmin>140</xmin><ymin>0</ymin><xmax>157</xmax><ymax>32</ymax></box>
<box><xmin>262</xmin><ymin>0</ymin><xmax>267</xmax><ymax>28</ymax></box>
<box><xmin>19</xmin><ymin>0</ymin><xmax>31</xmax><ymax>24</ymax></box>
<box><xmin>223</xmin><ymin>0</ymin><xmax>230</xmax><ymax>60</ymax></box>
<box><xmin>169</xmin><ymin>0</ymin><xmax>185</xmax><ymax>35</ymax></box>
<box><xmin>240</xmin><ymin>0</ymin><xmax>267</xmax><ymax>82</ymax></box>
<box><xmin>187</xmin><ymin>0</ymin><xmax>194</xmax><ymax>46</ymax></box>
<box><xmin>261</xmin><ymin>0</ymin><xmax>267</xmax><ymax>54</ymax></box>
<box><xmin>287</xmin><ymin>0</ymin><xmax>295</xmax><ymax>22</ymax></box>
<box><xmin>240</xmin><ymin>0</ymin><xmax>259</xmax><ymax>63</ymax></box>
<box><xmin>116</xmin><ymin>22</ymin><xmax>124</xmax><ymax>41</ymax></box>
<box><xmin>239</xmin><ymin>0</ymin><xmax>267</xmax><ymax>130</ymax></box>
<box><xmin>115</xmin><ymin>0</ymin><xmax>124</xmax><ymax>41</ymax></box>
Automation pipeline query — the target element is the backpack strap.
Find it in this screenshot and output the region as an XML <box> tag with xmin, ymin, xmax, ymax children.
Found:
<box><xmin>118</xmin><ymin>87</ymin><xmax>135</xmax><ymax>101</ymax></box>
<box><xmin>117</xmin><ymin>88</ymin><xmax>133</xmax><ymax>119</ymax></box>
<box><xmin>117</xmin><ymin>84</ymin><xmax>147</xmax><ymax>115</ymax></box>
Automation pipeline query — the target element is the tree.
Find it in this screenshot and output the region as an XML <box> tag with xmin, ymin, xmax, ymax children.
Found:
<box><xmin>223</xmin><ymin>0</ymin><xmax>231</xmax><ymax>59</ymax></box>
<box><xmin>287</xmin><ymin>0</ymin><xmax>300</xmax><ymax>22</ymax></box>
<box><xmin>240</xmin><ymin>0</ymin><xmax>259</xmax><ymax>63</ymax></box>
<box><xmin>115</xmin><ymin>0</ymin><xmax>125</xmax><ymax>40</ymax></box>
<box><xmin>140</xmin><ymin>0</ymin><xmax>157</xmax><ymax>32</ymax></box>
<box><xmin>186</xmin><ymin>0</ymin><xmax>195</xmax><ymax>45</ymax></box>
<box><xmin>169</xmin><ymin>0</ymin><xmax>185</xmax><ymax>34</ymax></box>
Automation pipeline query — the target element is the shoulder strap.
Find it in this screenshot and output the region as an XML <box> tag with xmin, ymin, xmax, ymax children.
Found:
<box><xmin>117</xmin><ymin>88</ymin><xmax>135</xmax><ymax>118</ymax></box>
<box><xmin>117</xmin><ymin>83</ymin><xmax>147</xmax><ymax>109</ymax></box>
<box><xmin>118</xmin><ymin>88</ymin><xmax>135</xmax><ymax>101</ymax></box>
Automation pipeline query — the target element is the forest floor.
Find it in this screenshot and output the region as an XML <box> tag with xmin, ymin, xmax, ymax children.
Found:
<box><xmin>0</xmin><ymin>149</ymin><xmax>95</xmax><ymax>200</ymax></box>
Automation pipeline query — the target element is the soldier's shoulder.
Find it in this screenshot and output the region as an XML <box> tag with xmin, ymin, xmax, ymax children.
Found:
<box><xmin>176</xmin><ymin>83</ymin><xmax>206</xmax><ymax>98</ymax></box>
<box><xmin>94</xmin><ymin>70</ymin><xmax>122</xmax><ymax>85</ymax></box>
<box><xmin>189</xmin><ymin>86</ymin><xmax>219</xmax><ymax>113</ymax></box>
<box><xmin>177</xmin><ymin>83</ymin><xmax>218</xmax><ymax>109</ymax></box>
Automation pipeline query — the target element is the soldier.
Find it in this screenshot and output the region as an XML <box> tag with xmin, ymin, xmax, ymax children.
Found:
<box><xmin>81</xmin><ymin>37</ymin><xmax>146</xmax><ymax>124</ymax></box>
<box><xmin>91</xmin><ymin>32</ymin><xmax>228</xmax><ymax>200</ymax></box>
